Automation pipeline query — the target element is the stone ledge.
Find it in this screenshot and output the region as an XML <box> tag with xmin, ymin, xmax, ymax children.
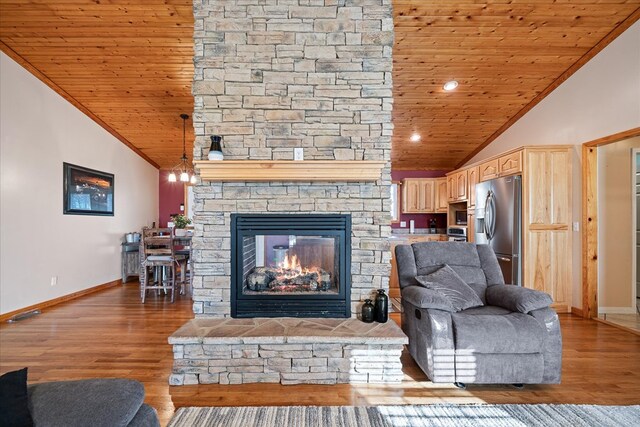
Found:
<box><xmin>169</xmin><ymin>318</ymin><xmax>407</xmax><ymax>385</ymax></box>
<box><xmin>169</xmin><ymin>318</ymin><xmax>408</xmax><ymax>345</ymax></box>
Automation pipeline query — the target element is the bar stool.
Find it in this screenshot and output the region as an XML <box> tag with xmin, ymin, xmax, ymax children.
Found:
<box><xmin>140</xmin><ymin>227</ymin><xmax>186</xmax><ymax>303</ymax></box>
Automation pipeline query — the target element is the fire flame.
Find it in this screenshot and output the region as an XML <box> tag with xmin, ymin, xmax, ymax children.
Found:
<box><xmin>276</xmin><ymin>253</ymin><xmax>319</xmax><ymax>278</ymax></box>
<box><xmin>279</xmin><ymin>254</ymin><xmax>301</xmax><ymax>272</ymax></box>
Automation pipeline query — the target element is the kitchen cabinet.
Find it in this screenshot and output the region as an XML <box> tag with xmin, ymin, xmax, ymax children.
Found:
<box><xmin>498</xmin><ymin>150</ymin><xmax>523</xmax><ymax>176</ymax></box>
<box><xmin>467</xmin><ymin>166</ymin><xmax>478</xmax><ymax>209</ymax></box>
<box><xmin>447</xmin><ymin>170</ymin><xmax>468</xmax><ymax>202</ymax></box>
<box><xmin>456</xmin><ymin>170</ymin><xmax>468</xmax><ymax>201</ymax></box>
<box><xmin>447</xmin><ymin>174</ymin><xmax>457</xmax><ymax>203</ymax></box>
<box><xmin>402</xmin><ymin>178</ymin><xmax>436</xmax><ymax>213</ymax></box>
<box><xmin>435</xmin><ymin>178</ymin><xmax>448</xmax><ymax>212</ymax></box>
<box><xmin>402</xmin><ymin>179</ymin><xmax>421</xmax><ymax>213</ymax></box>
<box><xmin>467</xmin><ymin>211</ymin><xmax>475</xmax><ymax>243</ymax></box>
<box><xmin>479</xmin><ymin>159</ymin><xmax>499</xmax><ymax>182</ymax></box>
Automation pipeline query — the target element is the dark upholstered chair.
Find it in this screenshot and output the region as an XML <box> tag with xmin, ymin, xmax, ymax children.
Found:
<box><xmin>28</xmin><ymin>378</ymin><xmax>159</xmax><ymax>427</ymax></box>
<box><xmin>396</xmin><ymin>242</ymin><xmax>562</xmax><ymax>388</ymax></box>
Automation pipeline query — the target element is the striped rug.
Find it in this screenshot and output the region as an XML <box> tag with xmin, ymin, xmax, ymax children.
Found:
<box><xmin>168</xmin><ymin>404</ymin><xmax>640</xmax><ymax>427</ymax></box>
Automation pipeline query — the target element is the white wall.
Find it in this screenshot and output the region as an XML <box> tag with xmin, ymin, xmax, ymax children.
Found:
<box><xmin>466</xmin><ymin>21</ymin><xmax>640</xmax><ymax>309</ymax></box>
<box><xmin>597</xmin><ymin>137</ymin><xmax>640</xmax><ymax>313</ymax></box>
<box><xmin>0</xmin><ymin>52</ymin><xmax>159</xmax><ymax>315</ymax></box>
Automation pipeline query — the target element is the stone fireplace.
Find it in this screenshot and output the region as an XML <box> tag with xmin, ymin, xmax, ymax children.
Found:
<box><xmin>169</xmin><ymin>0</ymin><xmax>406</xmax><ymax>385</ymax></box>
<box><xmin>189</xmin><ymin>0</ymin><xmax>394</xmax><ymax>318</ymax></box>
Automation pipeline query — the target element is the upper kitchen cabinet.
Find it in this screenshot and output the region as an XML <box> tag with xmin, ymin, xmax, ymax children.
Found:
<box><xmin>498</xmin><ymin>150</ymin><xmax>523</xmax><ymax>176</ymax></box>
<box><xmin>435</xmin><ymin>178</ymin><xmax>448</xmax><ymax>213</ymax></box>
<box><xmin>447</xmin><ymin>170</ymin><xmax>468</xmax><ymax>202</ymax></box>
<box><xmin>467</xmin><ymin>166</ymin><xmax>479</xmax><ymax>209</ymax></box>
<box><xmin>402</xmin><ymin>178</ymin><xmax>436</xmax><ymax>214</ymax></box>
<box><xmin>479</xmin><ymin>159</ymin><xmax>500</xmax><ymax>182</ymax></box>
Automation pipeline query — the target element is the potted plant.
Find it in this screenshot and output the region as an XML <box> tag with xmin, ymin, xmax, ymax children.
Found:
<box><xmin>171</xmin><ymin>214</ymin><xmax>191</xmax><ymax>236</ymax></box>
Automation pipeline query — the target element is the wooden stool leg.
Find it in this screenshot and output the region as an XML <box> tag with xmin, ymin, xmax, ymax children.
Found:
<box><xmin>170</xmin><ymin>265</ymin><xmax>176</xmax><ymax>303</ymax></box>
<box><xmin>180</xmin><ymin>260</ymin><xmax>186</xmax><ymax>295</ymax></box>
<box><xmin>141</xmin><ymin>265</ymin><xmax>147</xmax><ymax>303</ymax></box>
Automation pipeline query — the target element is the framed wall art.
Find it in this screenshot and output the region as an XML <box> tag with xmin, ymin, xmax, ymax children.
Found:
<box><xmin>63</xmin><ymin>162</ymin><xmax>114</xmax><ymax>216</ymax></box>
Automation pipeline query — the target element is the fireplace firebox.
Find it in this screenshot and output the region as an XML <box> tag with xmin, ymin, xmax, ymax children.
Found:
<box><xmin>231</xmin><ymin>214</ymin><xmax>351</xmax><ymax>318</ymax></box>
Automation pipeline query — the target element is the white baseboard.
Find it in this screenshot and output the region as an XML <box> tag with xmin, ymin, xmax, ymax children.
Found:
<box><xmin>598</xmin><ymin>307</ymin><xmax>638</xmax><ymax>314</ymax></box>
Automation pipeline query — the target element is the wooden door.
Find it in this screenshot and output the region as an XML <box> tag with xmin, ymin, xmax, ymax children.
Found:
<box><xmin>467</xmin><ymin>166</ymin><xmax>478</xmax><ymax>208</ymax></box>
<box><xmin>419</xmin><ymin>179</ymin><xmax>435</xmax><ymax>213</ymax></box>
<box><xmin>402</xmin><ymin>179</ymin><xmax>420</xmax><ymax>213</ymax></box>
<box><xmin>499</xmin><ymin>151</ymin><xmax>523</xmax><ymax>176</ymax></box>
<box><xmin>456</xmin><ymin>170</ymin><xmax>468</xmax><ymax>201</ymax></box>
<box><xmin>436</xmin><ymin>178</ymin><xmax>448</xmax><ymax>212</ymax></box>
<box><xmin>522</xmin><ymin>148</ymin><xmax>572</xmax><ymax>312</ymax></box>
<box><xmin>467</xmin><ymin>211</ymin><xmax>475</xmax><ymax>243</ymax></box>
<box><xmin>447</xmin><ymin>174</ymin><xmax>457</xmax><ymax>203</ymax></box>
<box><xmin>524</xmin><ymin>230</ymin><xmax>570</xmax><ymax>311</ymax></box>
<box><xmin>479</xmin><ymin>159</ymin><xmax>499</xmax><ymax>182</ymax></box>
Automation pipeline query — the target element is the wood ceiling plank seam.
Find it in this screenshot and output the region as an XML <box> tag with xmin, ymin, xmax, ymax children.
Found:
<box><xmin>0</xmin><ymin>40</ymin><xmax>160</xmax><ymax>169</ymax></box>
<box><xmin>455</xmin><ymin>6</ymin><xmax>640</xmax><ymax>168</ymax></box>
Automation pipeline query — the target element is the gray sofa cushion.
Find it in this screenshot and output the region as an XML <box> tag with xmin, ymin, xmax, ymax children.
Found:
<box><xmin>129</xmin><ymin>404</ymin><xmax>160</xmax><ymax>427</ymax></box>
<box><xmin>451</xmin><ymin>312</ymin><xmax>546</xmax><ymax>354</ymax></box>
<box><xmin>416</xmin><ymin>265</ymin><xmax>484</xmax><ymax>312</ymax></box>
<box><xmin>476</xmin><ymin>244</ymin><xmax>505</xmax><ymax>285</ymax></box>
<box><xmin>401</xmin><ymin>285</ymin><xmax>455</xmax><ymax>312</ymax></box>
<box><xmin>467</xmin><ymin>282</ymin><xmax>487</xmax><ymax>304</ymax></box>
<box><xmin>28</xmin><ymin>379</ymin><xmax>147</xmax><ymax>427</ymax></box>
<box><xmin>412</xmin><ymin>242</ymin><xmax>488</xmax><ymax>285</ymax></box>
<box><xmin>486</xmin><ymin>284</ymin><xmax>553</xmax><ymax>313</ymax></box>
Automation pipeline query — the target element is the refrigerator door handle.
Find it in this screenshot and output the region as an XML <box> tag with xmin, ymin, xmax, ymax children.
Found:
<box><xmin>485</xmin><ymin>191</ymin><xmax>496</xmax><ymax>241</ymax></box>
<box><xmin>484</xmin><ymin>192</ymin><xmax>492</xmax><ymax>240</ymax></box>
<box><xmin>496</xmin><ymin>256</ymin><xmax>511</xmax><ymax>262</ymax></box>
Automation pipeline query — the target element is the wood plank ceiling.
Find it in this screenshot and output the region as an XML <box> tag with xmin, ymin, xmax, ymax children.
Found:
<box><xmin>0</xmin><ymin>0</ymin><xmax>194</xmax><ymax>169</ymax></box>
<box><xmin>1</xmin><ymin>1</ymin><xmax>639</xmax><ymax>170</ymax></box>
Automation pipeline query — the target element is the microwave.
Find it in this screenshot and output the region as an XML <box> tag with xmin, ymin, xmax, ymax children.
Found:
<box><xmin>455</xmin><ymin>211</ymin><xmax>467</xmax><ymax>225</ymax></box>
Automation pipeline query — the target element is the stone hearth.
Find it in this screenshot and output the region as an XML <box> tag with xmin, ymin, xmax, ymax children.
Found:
<box><xmin>169</xmin><ymin>318</ymin><xmax>407</xmax><ymax>385</ymax></box>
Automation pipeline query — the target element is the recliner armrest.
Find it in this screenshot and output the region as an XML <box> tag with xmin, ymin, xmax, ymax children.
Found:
<box><xmin>401</xmin><ymin>285</ymin><xmax>455</xmax><ymax>312</ymax></box>
<box><xmin>486</xmin><ymin>284</ymin><xmax>553</xmax><ymax>313</ymax></box>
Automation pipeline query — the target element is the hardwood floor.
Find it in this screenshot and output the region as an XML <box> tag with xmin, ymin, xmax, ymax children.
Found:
<box><xmin>1</xmin><ymin>283</ymin><xmax>639</xmax><ymax>426</ymax></box>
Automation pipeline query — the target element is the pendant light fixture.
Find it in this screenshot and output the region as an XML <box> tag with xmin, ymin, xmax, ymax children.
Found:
<box><xmin>168</xmin><ymin>114</ymin><xmax>194</xmax><ymax>183</ymax></box>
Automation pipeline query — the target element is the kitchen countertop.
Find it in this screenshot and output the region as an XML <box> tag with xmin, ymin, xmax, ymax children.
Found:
<box><xmin>389</xmin><ymin>228</ymin><xmax>447</xmax><ymax>239</ymax></box>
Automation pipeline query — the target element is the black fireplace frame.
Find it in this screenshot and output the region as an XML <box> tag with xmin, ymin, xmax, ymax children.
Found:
<box><xmin>231</xmin><ymin>214</ymin><xmax>351</xmax><ymax>318</ymax></box>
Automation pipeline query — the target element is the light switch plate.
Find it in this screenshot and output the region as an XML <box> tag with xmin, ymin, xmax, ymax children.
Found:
<box><xmin>573</xmin><ymin>221</ymin><xmax>580</xmax><ymax>231</ymax></box>
<box><xmin>294</xmin><ymin>148</ymin><xmax>304</xmax><ymax>161</ymax></box>
<box><xmin>400</xmin><ymin>221</ymin><xmax>407</xmax><ymax>228</ymax></box>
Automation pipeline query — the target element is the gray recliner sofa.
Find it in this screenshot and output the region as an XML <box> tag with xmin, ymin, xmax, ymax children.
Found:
<box><xmin>396</xmin><ymin>242</ymin><xmax>562</xmax><ymax>387</ymax></box>
<box><xmin>28</xmin><ymin>378</ymin><xmax>159</xmax><ymax>427</ymax></box>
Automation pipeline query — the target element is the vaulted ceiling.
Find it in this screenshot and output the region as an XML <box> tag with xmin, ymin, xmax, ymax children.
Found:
<box><xmin>1</xmin><ymin>1</ymin><xmax>639</xmax><ymax>170</ymax></box>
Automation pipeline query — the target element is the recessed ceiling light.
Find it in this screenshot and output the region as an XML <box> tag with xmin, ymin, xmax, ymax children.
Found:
<box><xmin>443</xmin><ymin>80</ymin><xmax>459</xmax><ymax>91</ymax></box>
<box><xmin>410</xmin><ymin>133</ymin><xmax>421</xmax><ymax>142</ymax></box>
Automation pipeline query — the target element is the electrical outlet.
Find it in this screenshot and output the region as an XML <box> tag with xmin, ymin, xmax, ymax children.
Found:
<box><xmin>50</xmin><ymin>276</ymin><xmax>57</xmax><ymax>287</ymax></box>
<box><xmin>573</xmin><ymin>222</ymin><xmax>580</xmax><ymax>232</ymax></box>
<box><xmin>400</xmin><ymin>221</ymin><xmax>407</xmax><ymax>228</ymax></box>
<box><xmin>294</xmin><ymin>148</ymin><xmax>304</xmax><ymax>161</ymax></box>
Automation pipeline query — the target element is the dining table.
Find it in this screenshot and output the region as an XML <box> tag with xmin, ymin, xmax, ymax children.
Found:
<box><xmin>138</xmin><ymin>233</ymin><xmax>193</xmax><ymax>294</ymax></box>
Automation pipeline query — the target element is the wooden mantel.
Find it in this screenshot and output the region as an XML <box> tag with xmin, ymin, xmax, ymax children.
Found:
<box><xmin>193</xmin><ymin>160</ymin><xmax>386</xmax><ymax>182</ymax></box>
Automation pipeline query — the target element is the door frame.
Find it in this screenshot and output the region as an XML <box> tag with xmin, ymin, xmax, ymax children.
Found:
<box><xmin>582</xmin><ymin>127</ymin><xmax>640</xmax><ymax>318</ymax></box>
<box><xmin>632</xmin><ymin>148</ymin><xmax>639</xmax><ymax>313</ymax></box>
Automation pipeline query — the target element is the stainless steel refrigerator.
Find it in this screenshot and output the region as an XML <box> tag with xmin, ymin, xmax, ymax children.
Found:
<box><xmin>475</xmin><ymin>175</ymin><xmax>522</xmax><ymax>286</ymax></box>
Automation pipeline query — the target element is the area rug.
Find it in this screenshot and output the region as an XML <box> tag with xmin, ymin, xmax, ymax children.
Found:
<box><xmin>167</xmin><ymin>404</ymin><xmax>640</xmax><ymax>427</ymax></box>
